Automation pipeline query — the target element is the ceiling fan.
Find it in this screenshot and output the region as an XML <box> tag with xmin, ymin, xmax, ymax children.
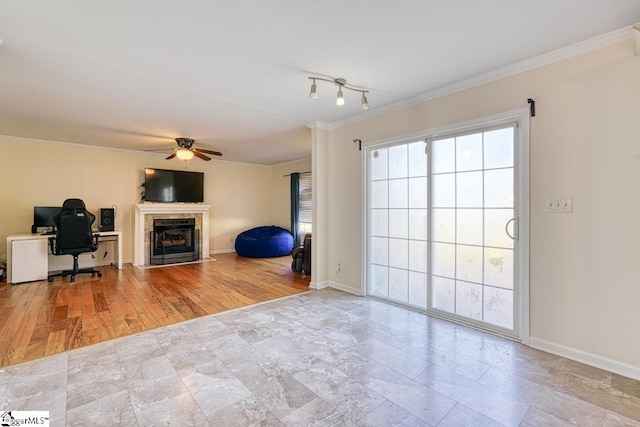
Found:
<box><xmin>152</xmin><ymin>137</ymin><xmax>222</xmax><ymax>161</ymax></box>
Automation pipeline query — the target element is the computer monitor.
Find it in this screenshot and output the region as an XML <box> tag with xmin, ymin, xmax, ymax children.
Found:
<box><xmin>33</xmin><ymin>206</ymin><xmax>61</xmax><ymax>232</ymax></box>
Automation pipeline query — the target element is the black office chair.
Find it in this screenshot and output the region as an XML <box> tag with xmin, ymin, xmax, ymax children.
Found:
<box><xmin>47</xmin><ymin>198</ymin><xmax>103</xmax><ymax>283</ymax></box>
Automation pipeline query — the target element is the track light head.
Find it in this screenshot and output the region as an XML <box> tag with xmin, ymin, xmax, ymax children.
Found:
<box><xmin>361</xmin><ymin>92</ymin><xmax>369</xmax><ymax>110</ymax></box>
<box><xmin>336</xmin><ymin>87</ymin><xmax>345</xmax><ymax>106</ymax></box>
<box><xmin>309</xmin><ymin>79</ymin><xmax>318</xmax><ymax>100</ymax></box>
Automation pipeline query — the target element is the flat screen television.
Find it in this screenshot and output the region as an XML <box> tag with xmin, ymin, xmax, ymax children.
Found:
<box><xmin>144</xmin><ymin>168</ymin><xmax>204</xmax><ymax>203</ymax></box>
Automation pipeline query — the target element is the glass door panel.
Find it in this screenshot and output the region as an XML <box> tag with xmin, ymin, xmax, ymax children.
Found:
<box><xmin>428</xmin><ymin>125</ymin><xmax>516</xmax><ymax>332</ymax></box>
<box><xmin>367</xmin><ymin>141</ymin><xmax>428</xmax><ymax>309</ymax></box>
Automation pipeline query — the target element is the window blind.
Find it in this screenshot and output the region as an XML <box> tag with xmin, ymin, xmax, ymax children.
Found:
<box><xmin>298</xmin><ymin>173</ymin><xmax>312</xmax><ymax>234</ymax></box>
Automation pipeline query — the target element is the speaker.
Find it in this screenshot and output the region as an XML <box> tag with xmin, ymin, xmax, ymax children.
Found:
<box><xmin>100</xmin><ymin>208</ymin><xmax>115</xmax><ymax>232</ymax></box>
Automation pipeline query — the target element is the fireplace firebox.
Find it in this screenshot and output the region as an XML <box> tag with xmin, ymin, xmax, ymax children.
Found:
<box><xmin>150</xmin><ymin>218</ymin><xmax>200</xmax><ymax>265</ymax></box>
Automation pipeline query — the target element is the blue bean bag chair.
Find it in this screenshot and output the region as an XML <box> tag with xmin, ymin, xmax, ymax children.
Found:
<box><xmin>235</xmin><ymin>226</ymin><xmax>294</xmax><ymax>258</ymax></box>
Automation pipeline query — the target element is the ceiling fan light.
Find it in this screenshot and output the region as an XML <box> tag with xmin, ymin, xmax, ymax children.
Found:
<box><xmin>176</xmin><ymin>148</ymin><xmax>194</xmax><ymax>160</ymax></box>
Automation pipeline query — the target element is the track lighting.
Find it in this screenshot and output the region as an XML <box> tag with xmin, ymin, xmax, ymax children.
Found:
<box><xmin>308</xmin><ymin>76</ymin><xmax>370</xmax><ymax>110</ymax></box>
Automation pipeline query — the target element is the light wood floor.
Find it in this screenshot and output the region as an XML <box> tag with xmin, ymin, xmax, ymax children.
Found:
<box><xmin>0</xmin><ymin>253</ymin><xmax>310</xmax><ymax>368</ymax></box>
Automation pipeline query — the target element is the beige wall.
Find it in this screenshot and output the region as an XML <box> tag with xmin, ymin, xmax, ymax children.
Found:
<box><xmin>321</xmin><ymin>40</ymin><xmax>640</xmax><ymax>376</ymax></box>
<box><xmin>0</xmin><ymin>136</ymin><xmax>273</xmax><ymax>260</ymax></box>
<box><xmin>206</xmin><ymin>160</ymin><xmax>272</xmax><ymax>253</ymax></box>
<box><xmin>268</xmin><ymin>158</ymin><xmax>312</xmax><ymax>231</ymax></box>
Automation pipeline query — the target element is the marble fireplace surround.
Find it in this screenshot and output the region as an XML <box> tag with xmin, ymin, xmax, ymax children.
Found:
<box><xmin>134</xmin><ymin>203</ymin><xmax>211</xmax><ymax>267</ymax></box>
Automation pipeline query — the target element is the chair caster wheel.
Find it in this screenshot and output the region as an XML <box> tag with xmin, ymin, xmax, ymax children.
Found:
<box><xmin>70</xmin><ymin>276</ymin><xmax>76</xmax><ymax>283</ymax></box>
<box><xmin>97</xmin><ymin>272</ymin><xmax>102</xmax><ymax>278</ymax></box>
<box><xmin>48</xmin><ymin>278</ymin><xmax>54</xmax><ymax>283</ymax></box>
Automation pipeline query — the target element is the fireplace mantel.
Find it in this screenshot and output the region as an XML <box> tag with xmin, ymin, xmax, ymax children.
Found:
<box><xmin>134</xmin><ymin>203</ymin><xmax>211</xmax><ymax>266</ymax></box>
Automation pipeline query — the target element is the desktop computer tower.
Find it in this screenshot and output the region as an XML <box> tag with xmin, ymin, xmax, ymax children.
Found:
<box><xmin>99</xmin><ymin>208</ymin><xmax>115</xmax><ymax>232</ymax></box>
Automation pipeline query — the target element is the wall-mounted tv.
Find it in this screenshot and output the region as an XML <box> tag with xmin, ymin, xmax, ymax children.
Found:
<box><xmin>144</xmin><ymin>168</ymin><xmax>204</xmax><ymax>203</ymax></box>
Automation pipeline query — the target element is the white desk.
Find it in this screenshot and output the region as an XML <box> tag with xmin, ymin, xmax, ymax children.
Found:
<box><xmin>6</xmin><ymin>231</ymin><xmax>122</xmax><ymax>284</ymax></box>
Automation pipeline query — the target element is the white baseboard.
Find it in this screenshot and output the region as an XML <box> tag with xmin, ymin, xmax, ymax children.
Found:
<box><xmin>210</xmin><ymin>249</ymin><xmax>236</xmax><ymax>255</ymax></box>
<box><xmin>328</xmin><ymin>281</ymin><xmax>364</xmax><ymax>296</ymax></box>
<box><xmin>529</xmin><ymin>337</ymin><xmax>640</xmax><ymax>381</ymax></box>
<box><xmin>310</xmin><ymin>280</ymin><xmax>362</xmax><ymax>295</ymax></box>
<box><xmin>310</xmin><ymin>280</ymin><xmax>329</xmax><ymax>290</ymax></box>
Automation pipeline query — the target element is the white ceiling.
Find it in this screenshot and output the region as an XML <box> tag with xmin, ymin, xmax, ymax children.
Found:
<box><xmin>1</xmin><ymin>1</ymin><xmax>639</xmax><ymax>165</ymax></box>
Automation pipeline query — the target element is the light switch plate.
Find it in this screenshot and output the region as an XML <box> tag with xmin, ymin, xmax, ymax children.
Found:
<box><xmin>545</xmin><ymin>197</ymin><xmax>573</xmax><ymax>213</ymax></box>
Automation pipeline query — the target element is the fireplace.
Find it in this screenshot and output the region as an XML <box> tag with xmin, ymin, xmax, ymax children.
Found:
<box><xmin>150</xmin><ymin>218</ymin><xmax>200</xmax><ymax>265</ymax></box>
<box><xmin>134</xmin><ymin>203</ymin><xmax>210</xmax><ymax>267</ymax></box>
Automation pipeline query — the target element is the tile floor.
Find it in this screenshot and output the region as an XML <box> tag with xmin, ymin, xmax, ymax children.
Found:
<box><xmin>0</xmin><ymin>288</ymin><xmax>639</xmax><ymax>426</ymax></box>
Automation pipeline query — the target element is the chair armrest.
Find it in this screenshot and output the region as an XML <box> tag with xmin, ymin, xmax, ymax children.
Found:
<box><xmin>292</xmin><ymin>247</ymin><xmax>303</xmax><ymax>258</ymax></box>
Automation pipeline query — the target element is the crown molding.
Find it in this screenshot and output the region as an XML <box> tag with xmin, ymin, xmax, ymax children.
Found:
<box><xmin>272</xmin><ymin>156</ymin><xmax>312</xmax><ymax>168</ymax></box>
<box><xmin>329</xmin><ymin>25</ymin><xmax>635</xmax><ymax>130</ymax></box>
<box><xmin>306</xmin><ymin>120</ymin><xmax>331</xmax><ymax>130</ymax></box>
<box><xmin>0</xmin><ymin>133</ymin><xmax>263</xmax><ymax>166</ymax></box>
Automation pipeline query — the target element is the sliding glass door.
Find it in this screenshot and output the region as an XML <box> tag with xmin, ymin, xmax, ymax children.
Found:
<box><xmin>366</xmin><ymin>120</ymin><xmax>525</xmax><ymax>337</ymax></box>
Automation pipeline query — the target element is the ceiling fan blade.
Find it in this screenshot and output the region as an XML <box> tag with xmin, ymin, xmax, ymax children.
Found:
<box><xmin>165</xmin><ymin>152</ymin><xmax>177</xmax><ymax>160</ymax></box>
<box><xmin>193</xmin><ymin>151</ymin><xmax>211</xmax><ymax>161</ymax></box>
<box><xmin>196</xmin><ymin>148</ymin><xmax>222</xmax><ymax>156</ymax></box>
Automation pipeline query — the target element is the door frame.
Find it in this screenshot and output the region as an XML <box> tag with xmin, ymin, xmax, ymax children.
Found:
<box><xmin>361</xmin><ymin>108</ymin><xmax>530</xmax><ymax>343</ymax></box>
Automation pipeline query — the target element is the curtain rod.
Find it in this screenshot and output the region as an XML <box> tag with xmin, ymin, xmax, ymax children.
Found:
<box><xmin>283</xmin><ymin>171</ymin><xmax>311</xmax><ymax>177</ymax></box>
